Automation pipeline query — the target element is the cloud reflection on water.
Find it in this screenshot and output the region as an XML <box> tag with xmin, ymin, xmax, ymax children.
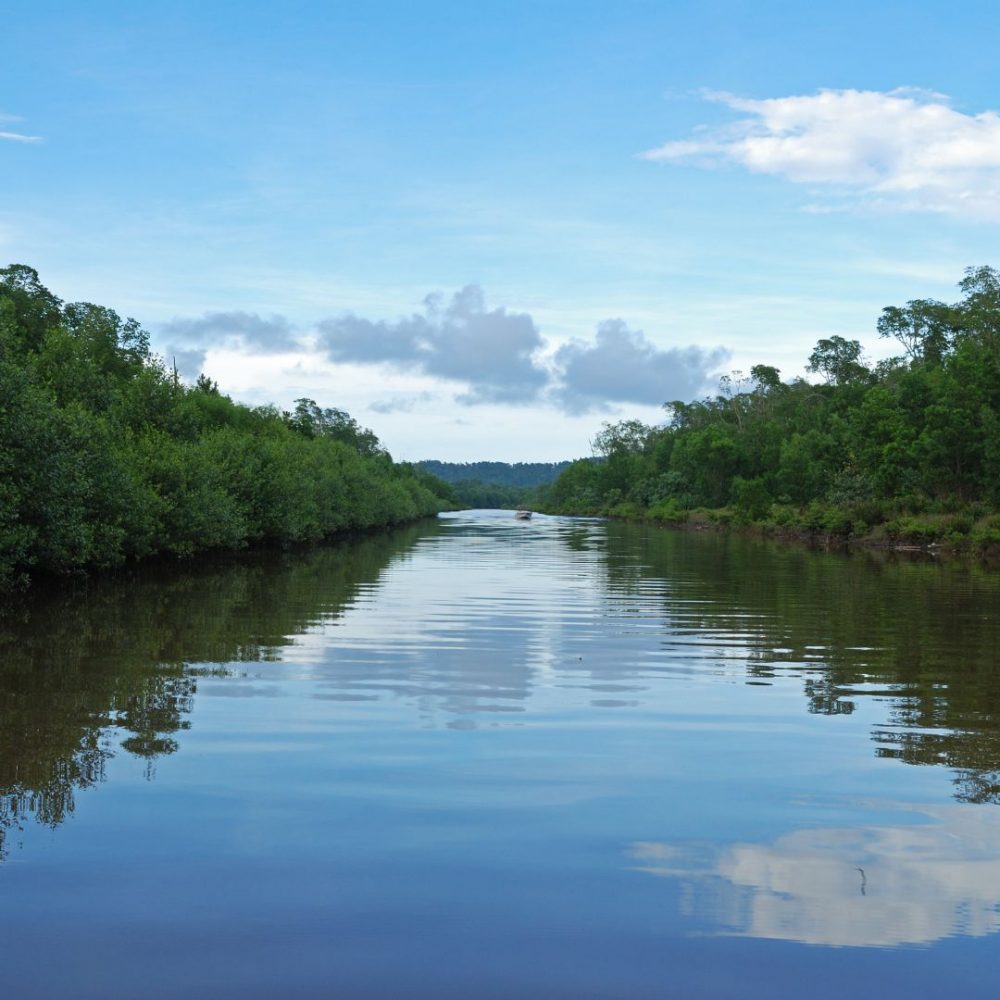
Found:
<box><xmin>629</xmin><ymin>801</ymin><xmax>1000</xmax><ymax>948</ymax></box>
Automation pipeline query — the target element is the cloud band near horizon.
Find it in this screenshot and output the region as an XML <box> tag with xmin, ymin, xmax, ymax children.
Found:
<box><xmin>157</xmin><ymin>286</ymin><xmax>728</xmax><ymax>414</ymax></box>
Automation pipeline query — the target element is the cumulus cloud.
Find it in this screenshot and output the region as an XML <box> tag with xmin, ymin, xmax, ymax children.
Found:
<box><xmin>160</xmin><ymin>311</ymin><xmax>298</xmax><ymax>351</ymax></box>
<box><xmin>553</xmin><ymin>319</ymin><xmax>728</xmax><ymax>413</ymax></box>
<box><xmin>0</xmin><ymin>112</ymin><xmax>42</xmax><ymax>144</ymax></box>
<box><xmin>642</xmin><ymin>88</ymin><xmax>1000</xmax><ymax>217</ymax></box>
<box><xmin>160</xmin><ymin>288</ymin><xmax>728</xmax><ymax>412</ymax></box>
<box><xmin>318</xmin><ymin>285</ymin><xmax>548</xmax><ymax>404</ymax></box>
<box><xmin>158</xmin><ymin>311</ymin><xmax>299</xmax><ymax>377</ymax></box>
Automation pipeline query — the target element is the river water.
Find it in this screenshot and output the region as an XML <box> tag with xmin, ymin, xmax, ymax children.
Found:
<box><xmin>2</xmin><ymin>510</ymin><xmax>1000</xmax><ymax>998</ymax></box>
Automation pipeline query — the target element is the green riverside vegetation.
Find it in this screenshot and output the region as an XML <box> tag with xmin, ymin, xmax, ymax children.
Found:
<box><xmin>0</xmin><ymin>265</ymin><xmax>452</xmax><ymax>589</ymax></box>
<box><xmin>540</xmin><ymin>266</ymin><xmax>1000</xmax><ymax>555</ymax></box>
<box><xmin>416</xmin><ymin>460</ymin><xmax>573</xmax><ymax>509</ymax></box>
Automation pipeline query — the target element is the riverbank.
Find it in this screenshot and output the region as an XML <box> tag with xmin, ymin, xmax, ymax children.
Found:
<box><xmin>542</xmin><ymin>499</ymin><xmax>1000</xmax><ymax>562</ymax></box>
<box><xmin>0</xmin><ymin>514</ymin><xmax>447</xmax><ymax>609</ymax></box>
<box><xmin>0</xmin><ymin>265</ymin><xmax>453</xmax><ymax>591</ymax></box>
<box><xmin>537</xmin><ymin>268</ymin><xmax>1000</xmax><ymax>567</ymax></box>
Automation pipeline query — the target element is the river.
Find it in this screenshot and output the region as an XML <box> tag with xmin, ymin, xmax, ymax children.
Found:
<box><xmin>2</xmin><ymin>510</ymin><xmax>1000</xmax><ymax>998</ymax></box>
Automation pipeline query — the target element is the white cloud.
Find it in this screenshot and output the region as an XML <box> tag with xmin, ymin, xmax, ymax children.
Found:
<box><xmin>156</xmin><ymin>287</ymin><xmax>730</xmax><ymax>418</ymax></box>
<box><xmin>0</xmin><ymin>112</ymin><xmax>41</xmax><ymax>144</ymax></box>
<box><xmin>317</xmin><ymin>286</ymin><xmax>729</xmax><ymax>413</ymax></box>
<box><xmin>643</xmin><ymin>88</ymin><xmax>1000</xmax><ymax>218</ymax></box>
<box><xmin>157</xmin><ymin>310</ymin><xmax>299</xmax><ymax>377</ymax></box>
<box><xmin>160</xmin><ymin>310</ymin><xmax>298</xmax><ymax>351</ymax></box>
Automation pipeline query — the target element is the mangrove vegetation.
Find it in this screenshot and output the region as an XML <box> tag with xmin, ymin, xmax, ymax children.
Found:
<box><xmin>541</xmin><ymin>266</ymin><xmax>1000</xmax><ymax>553</ymax></box>
<box><xmin>416</xmin><ymin>460</ymin><xmax>572</xmax><ymax>509</ymax></box>
<box><xmin>0</xmin><ymin>265</ymin><xmax>451</xmax><ymax>589</ymax></box>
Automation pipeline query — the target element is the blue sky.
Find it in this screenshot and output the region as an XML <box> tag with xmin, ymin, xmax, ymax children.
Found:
<box><xmin>3</xmin><ymin>1</ymin><xmax>999</xmax><ymax>460</ymax></box>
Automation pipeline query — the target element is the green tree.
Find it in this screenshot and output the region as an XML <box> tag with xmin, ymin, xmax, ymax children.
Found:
<box><xmin>877</xmin><ymin>299</ymin><xmax>956</xmax><ymax>365</ymax></box>
<box><xmin>806</xmin><ymin>336</ymin><xmax>871</xmax><ymax>385</ymax></box>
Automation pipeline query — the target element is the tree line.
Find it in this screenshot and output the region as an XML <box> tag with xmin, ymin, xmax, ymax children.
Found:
<box><xmin>417</xmin><ymin>460</ymin><xmax>574</xmax><ymax>509</ymax></box>
<box><xmin>540</xmin><ymin>266</ymin><xmax>1000</xmax><ymax>552</ymax></box>
<box><xmin>0</xmin><ymin>264</ymin><xmax>451</xmax><ymax>588</ymax></box>
<box><xmin>418</xmin><ymin>460</ymin><xmax>574</xmax><ymax>488</ymax></box>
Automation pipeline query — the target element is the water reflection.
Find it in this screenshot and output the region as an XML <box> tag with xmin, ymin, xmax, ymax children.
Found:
<box><xmin>629</xmin><ymin>801</ymin><xmax>1000</xmax><ymax>947</ymax></box>
<box><xmin>276</xmin><ymin>512</ymin><xmax>616</xmax><ymax>725</ymax></box>
<box><xmin>0</xmin><ymin>522</ymin><xmax>436</xmax><ymax>856</ymax></box>
<box><xmin>7</xmin><ymin>510</ymin><xmax>1000</xmax><ymax>997</ymax></box>
<box><xmin>2</xmin><ymin>511</ymin><xmax>1000</xmax><ymax>868</ymax></box>
<box><xmin>593</xmin><ymin>521</ymin><xmax>1000</xmax><ymax>804</ymax></box>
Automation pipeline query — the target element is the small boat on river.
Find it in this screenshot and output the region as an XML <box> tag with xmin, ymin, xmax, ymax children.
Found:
<box><xmin>514</xmin><ymin>509</ymin><xmax>532</xmax><ymax>520</ymax></box>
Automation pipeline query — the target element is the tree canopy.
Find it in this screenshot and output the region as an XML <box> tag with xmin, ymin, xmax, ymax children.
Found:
<box><xmin>0</xmin><ymin>265</ymin><xmax>451</xmax><ymax>588</ymax></box>
<box><xmin>541</xmin><ymin>266</ymin><xmax>1000</xmax><ymax>551</ymax></box>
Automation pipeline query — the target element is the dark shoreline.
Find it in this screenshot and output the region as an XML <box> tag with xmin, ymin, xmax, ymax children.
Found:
<box><xmin>0</xmin><ymin>514</ymin><xmax>443</xmax><ymax>605</ymax></box>
<box><xmin>550</xmin><ymin>507</ymin><xmax>1000</xmax><ymax>567</ymax></box>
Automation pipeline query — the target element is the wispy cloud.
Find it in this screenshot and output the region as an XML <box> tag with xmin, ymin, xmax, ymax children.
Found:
<box><xmin>369</xmin><ymin>391</ymin><xmax>439</xmax><ymax>414</ymax></box>
<box><xmin>0</xmin><ymin>112</ymin><xmax>42</xmax><ymax>144</ymax></box>
<box><xmin>642</xmin><ymin>88</ymin><xmax>1000</xmax><ymax>219</ymax></box>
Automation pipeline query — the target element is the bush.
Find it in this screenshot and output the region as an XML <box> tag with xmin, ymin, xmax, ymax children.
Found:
<box><xmin>646</xmin><ymin>500</ymin><xmax>688</xmax><ymax>524</ymax></box>
<box><xmin>730</xmin><ymin>476</ymin><xmax>772</xmax><ymax>521</ymax></box>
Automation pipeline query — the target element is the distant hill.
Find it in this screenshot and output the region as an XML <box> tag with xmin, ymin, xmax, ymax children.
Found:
<box><xmin>417</xmin><ymin>461</ymin><xmax>575</xmax><ymax>488</ymax></box>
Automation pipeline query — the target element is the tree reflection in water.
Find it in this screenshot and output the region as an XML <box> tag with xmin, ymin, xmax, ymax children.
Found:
<box><xmin>2</xmin><ymin>515</ymin><xmax>999</xmax><ymax>864</ymax></box>
<box><xmin>0</xmin><ymin>523</ymin><xmax>434</xmax><ymax>857</ymax></box>
<box><xmin>591</xmin><ymin>522</ymin><xmax>1000</xmax><ymax>804</ymax></box>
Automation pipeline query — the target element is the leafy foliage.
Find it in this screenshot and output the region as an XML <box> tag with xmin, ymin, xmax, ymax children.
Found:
<box><xmin>417</xmin><ymin>459</ymin><xmax>576</xmax><ymax>510</ymax></box>
<box><xmin>0</xmin><ymin>265</ymin><xmax>450</xmax><ymax>588</ymax></box>
<box><xmin>417</xmin><ymin>460</ymin><xmax>574</xmax><ymax>488</ymax></box>
<box><xmin>541</xmin><ymin>266</ymin><xmax>1000</xmax><ymax>546</ymax></box>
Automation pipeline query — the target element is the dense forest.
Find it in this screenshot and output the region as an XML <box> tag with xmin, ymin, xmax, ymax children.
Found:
<box><xmin>418</xmin><ymin>460</ymin><xmax>575</xmax><ymax>510</ymax></box>
<box><xmin>0</xmin><ymin>265</ymin><xmax>452</xmax><ymax>589</ymax></box>
<box><xmin>418</xmin><ymin>460</ymin><xmax>574</xmax><ymax>487</ymax></box>
<box><xmin>541</xmin><ymin>266</ymin><xmax>1000</xmax><ymax>553</ymax></box>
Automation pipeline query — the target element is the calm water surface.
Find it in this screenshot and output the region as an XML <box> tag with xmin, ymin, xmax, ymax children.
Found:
<box><xmin>2</xmin><ymin>511</ymin><xmax>1000</xmax><ymax>998</ymax></box>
